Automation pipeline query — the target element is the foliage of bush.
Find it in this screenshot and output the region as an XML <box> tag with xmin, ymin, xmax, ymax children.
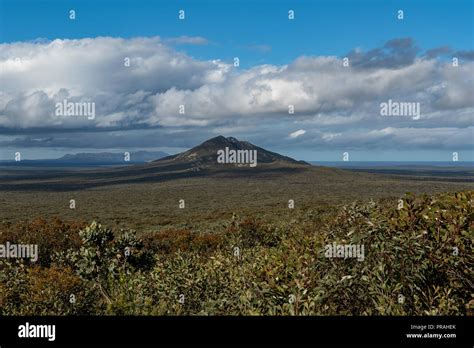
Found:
<box><xmin>143</xmin><ymin>228</ymin><xmax>223</xmax><ymax>255</ymax></box>
<box><xmin>0</xmin><ymin>191</ymin><xmax>472</xmax><ymax>315</ymax></box>
<box><xmin>0</xmin><ymin>217</ymin><xmax>84</xmax><ymax>267</ymax></box>
<box><xmin>0</xmin><ymin>261</ymin><xmax>99</xmax><ymax>315</ymax></box>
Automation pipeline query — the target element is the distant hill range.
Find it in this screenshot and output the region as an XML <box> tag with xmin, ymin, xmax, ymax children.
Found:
<box><xmin>56</xmin><ymin>151</ymin><xmax>169</xmax><ymax>163</ymax></box>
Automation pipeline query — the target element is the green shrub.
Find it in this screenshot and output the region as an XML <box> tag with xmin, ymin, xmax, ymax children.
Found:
<box><xmin>1</xmin><ymin>191</ymin><xmax>471</xmax><ymax>316</ymax></box>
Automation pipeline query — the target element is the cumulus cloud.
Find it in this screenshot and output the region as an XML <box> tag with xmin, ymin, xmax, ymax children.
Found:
<box><xmin>0</xmin><ymin>37</ymin><xmax>472</xmax><ymax>154</ymax></box>
<box><xmin>346</xmin><ymin>38</ymin><xmax>419</xmax><ymax>69</ymax></box>
<box><xmin>424</xmin><ymin>46</ymin><xmax>452</xmax><ymax>59</ymax></box>
<box><xmin>455</xmin><ymin>50</ymin><xmax>474</xmax><ymax>61</ymax></box>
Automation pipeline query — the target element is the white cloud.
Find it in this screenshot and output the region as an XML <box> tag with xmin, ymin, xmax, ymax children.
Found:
<box><xmin>0</xmin><ymin>37</ymin><xmax>472</xmax><ymax>153</ymax></box>
<box><xmin>289</xmin><ymin>129</ymin><xmax>306</xmax><ymax>138</ymax></box>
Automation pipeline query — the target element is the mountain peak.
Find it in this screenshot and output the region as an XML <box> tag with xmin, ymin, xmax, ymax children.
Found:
<box><xmin>200</xmin><ymin>135</ymin><xmax>230</xmax><ymax>146</ymax></box>
<box><xmin>226</xmin><ymin>136</ymin><xmax>239</xmax><ymax>143</ymax></box>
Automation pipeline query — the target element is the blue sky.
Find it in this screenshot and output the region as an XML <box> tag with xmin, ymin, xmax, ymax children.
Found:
<box><xmin>0</xmin><ymin>0</ymin><xmax>473</xmax><ymax>161</ymax></box>
<box><xmin>2</xmin><ymin>0</ymin><xmax>473</xmax><ymax>66</ymax></box>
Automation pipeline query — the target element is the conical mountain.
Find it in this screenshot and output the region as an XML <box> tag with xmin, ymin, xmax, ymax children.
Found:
<box><xmin>153</xmin><ymin>135</ymin><xmax>309</xmax><ymax>170</ymax></box>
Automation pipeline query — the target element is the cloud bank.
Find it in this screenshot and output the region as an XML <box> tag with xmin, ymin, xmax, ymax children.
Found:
<box><xmin>0</xmin><ymin>36</ymin><xmax>473</xmax><ymax>154</ymax></box>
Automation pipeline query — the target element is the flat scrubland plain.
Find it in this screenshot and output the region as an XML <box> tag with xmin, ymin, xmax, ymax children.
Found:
<box><xmin>0</xmin><ymin>165</ymin><xmax>472</xmax><ymax>232</ymax></box>
<box><xmin>0</xmin><ymin>166</ymin><xmax>472</xmax><ymax>315</ymax></box>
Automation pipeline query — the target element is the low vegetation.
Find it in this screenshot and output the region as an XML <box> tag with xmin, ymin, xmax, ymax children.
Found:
<box><xmin>0</xmin><ymin>191</ymin><xmax>472</xmax><ymax>315</ymax></box>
